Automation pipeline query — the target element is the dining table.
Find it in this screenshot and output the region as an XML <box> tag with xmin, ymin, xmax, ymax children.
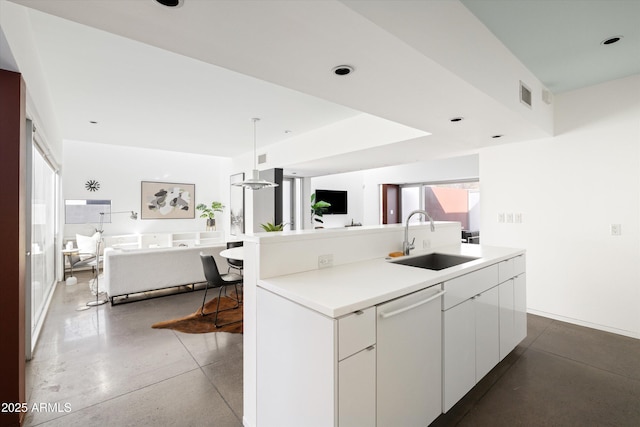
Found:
<box><xmin>220</xmin><ymin>246</ymin><xmax>244</xmax><ymax>261</ymax></box>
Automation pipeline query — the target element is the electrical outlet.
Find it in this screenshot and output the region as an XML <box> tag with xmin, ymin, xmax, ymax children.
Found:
<box><xmin>515</xmin><ymin>213</ymin><xmax>523</xmax><ymax>223</ymax></box>
<box><xmin>497</xmin><ymin>213</ymin><xmax>505</xmax><ymax>223</ymax></box>
<box><xmin>318</xmin><ymin>254</ymin><xmax>333</xmax><ymax>269</ymax></box>
<box><xmin>610</xmin><ymin>224</ymin><xmax>622</xmax><ymax>236</ymax></box>
<box><xmin>506</xmin><ymin>213</ymin><xmax>514</xmax><ymax>223</ymax></box>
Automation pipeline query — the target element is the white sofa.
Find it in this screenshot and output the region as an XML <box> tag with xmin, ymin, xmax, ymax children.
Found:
<box><xmin>103</xmin><ymin>244</ymin><xmax>228</xmax><ymax>304</ymax></box>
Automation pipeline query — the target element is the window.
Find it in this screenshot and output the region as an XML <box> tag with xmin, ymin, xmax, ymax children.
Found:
<box><xmin>423</xmin><ymin>182</ymin><xmax>479</xmax><ymax>231</ymax></box>
<box><xmin>65</xmin><ymin>199</ymin><xmax>112</xmax><ymax>224</ymax></box>
<box><xmin>400</xmin><ymin>180</ymin><xmax>480</xmax><ymax>232</ymax></box>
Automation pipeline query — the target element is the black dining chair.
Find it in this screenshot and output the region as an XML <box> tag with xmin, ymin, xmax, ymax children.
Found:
<box><xmin>199</xmin><ymin>253</ymin><xmax>243</xmax><ymax>327</ymax></box>
<box><xmin>226</xmin><ymin>241</ymin><xmax>243</xmax><ymax>275</ymax></box>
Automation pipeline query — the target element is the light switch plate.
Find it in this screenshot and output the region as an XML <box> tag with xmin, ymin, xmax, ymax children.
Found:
<box><xmin>610</xmin><ymin>224</ymin><xmax>622</xmax><ymax>236</ymax></box>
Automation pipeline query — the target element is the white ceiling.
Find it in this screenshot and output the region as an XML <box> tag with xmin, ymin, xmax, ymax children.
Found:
<box><xmin>4</xmin><ymin>0</ymin><xmax>638</xmax><ymax>176</ymax></box>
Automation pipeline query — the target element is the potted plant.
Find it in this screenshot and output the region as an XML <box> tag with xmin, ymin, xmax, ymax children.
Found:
<box><xmin>310</xmin><ymin>194</ymin><xmax>331</xmax><ymax>228</ymax></box>
<box><xmin>260</xmin><ymin>221</ymin><xmax>286</xmax><ymax>232</ymax></box>
<box><xmin>196</xmin><ymin>201</ymin><xmax>225</xmax><ymax>231</ymax></box>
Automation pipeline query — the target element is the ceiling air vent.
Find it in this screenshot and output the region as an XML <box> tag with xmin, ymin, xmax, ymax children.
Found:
<box><xmin>520</xmin><ymin>81</ymin><xmax>532</xmax><ymax>108</ymax></box>
<box><xmin>258</xmin><ymin>153</ymin><xmax>267</xmax><ymax>164</ymax></box>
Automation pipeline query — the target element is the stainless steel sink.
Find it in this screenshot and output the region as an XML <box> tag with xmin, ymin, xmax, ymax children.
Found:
<box><xmin>391</xmin><ymin>253</ymin><xmax>479</xmax><ymax>271</ymax></box>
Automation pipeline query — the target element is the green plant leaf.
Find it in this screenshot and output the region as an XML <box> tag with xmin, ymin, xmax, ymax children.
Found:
<box><xmin>260</xmin><ymin>221</ymin><xmax>286</xmax><ymax>232</ymax></box>
<box><xmin>196</xmin><ymin>201</ymin><xmax>225</xmax><ymax>219</ymax></box>
<box><xmin>310</xmin><ymin>194</ymin><xmax>331</xmax><ymax>224</ymax></box>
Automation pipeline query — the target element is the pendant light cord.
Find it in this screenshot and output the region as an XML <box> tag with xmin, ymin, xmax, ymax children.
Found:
<box><xmin>252</xmin><ymin>117</ymin><xmax>260</xmax><ymax>170</ymax></box>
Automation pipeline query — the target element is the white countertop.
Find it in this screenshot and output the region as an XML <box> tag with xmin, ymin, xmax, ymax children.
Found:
<box><xmin>258</xmin><ymin>244</ymin><xmax>524</xmax><ymax>318</ymax></box>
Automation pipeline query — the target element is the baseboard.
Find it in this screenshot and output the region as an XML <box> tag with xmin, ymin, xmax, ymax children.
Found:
<box><xmin>528</xmin><ymin>308</ymin><xmax>639</xmax><ymax>340</ymax></box>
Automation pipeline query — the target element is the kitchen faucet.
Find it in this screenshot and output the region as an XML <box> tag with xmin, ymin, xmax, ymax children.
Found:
<box><xmin>403</xmin><ymin>209</ymin><xmax>436</xmax><ymax>255</ymax></box>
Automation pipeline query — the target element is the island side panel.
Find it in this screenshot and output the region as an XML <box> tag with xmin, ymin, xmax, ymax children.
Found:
<box><xmin>243</xmin><ymin>240</ymin><xmax>259</xmax><ymax>427</ymax></box>
<box><xmin>256</xmin><ymin>287</ymin><xmax>337</xmax><ymax>427</ymax></box>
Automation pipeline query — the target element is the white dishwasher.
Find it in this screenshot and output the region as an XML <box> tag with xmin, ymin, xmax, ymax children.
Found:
<box><xmin>377</xmin><ymin>285</ymin><xmax>445</xmax><ymax>427</ymax></box>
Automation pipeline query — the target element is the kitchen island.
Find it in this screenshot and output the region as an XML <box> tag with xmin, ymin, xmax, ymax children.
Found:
<box><xmin>242</xmin><ymin>223</ymin><xmax>525</xmax><ymax>427</ymax></box>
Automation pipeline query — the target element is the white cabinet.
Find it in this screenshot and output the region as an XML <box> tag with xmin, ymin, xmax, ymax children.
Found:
<box><xmin>499</xmin><ymin>279</ymin><xmax>516</xmax><ymax>359</ymax></box>
<box><xmin>255</xmin><ymin>250</ymin><xmax>527</xmax><ymax>425</ymax></box>
<box><xmin>338</xmin><ymin>307</ymin><xmax>375</xmax><ymax>360</ymax></box>
<box><xmin>197</xmin><ymin>231</ymin><xmax>224</xmax><ymax>246</ymax></box>
<box><xmin>140</xmin><ymin>233</ymin><xmax>171</xmax><ymax>248</ymax></box>
<box><xmin>257</xmin><ymin>285</ymin><xmax>444</xmax><ymax>427</ymax></box>
<box><xmin>338</xmin><ymin>307</ymin><xmax>376</xmax><ymax>427</ymax></box>
<box><xmin>377</xmin><ymin>287</ymin><xmax>443</xmax><ymax>427</ymax></box>
<box><xmin>103</xmin><ymin>234</ymin><xmax>141</xmax><ymax>249</ymax></box>
<box><xmin>514</xmin><ymin>273</ymin><xmax>527</xmax><ymax>343</ymax></box>
<box><xmin>442</xmin><ymin>296</ymin><xmax>475</xmax><ymax>413</ymax></box>
<box><xmin>103</xmin><ymin>231</ymin><xmax>224</xmax><ymax>249</ymax></box>
<box><xmin>442</xmin><ymin>264</ymin><xmax>499</xmax><ymax>310</ymax></box>
<box><xmin>474</xmin><ymin>286</ymin><xmax>500</xmax><ymax>380</ymax></box>
<box><xmin>499</xmin><ymin>254</ymin><xmax>527</xmax><ymax>360</ymax></box>
<box><xmin>442</xmin><ymin>283</ymin><xmax>499</xmax><ymax>412</ymax></box>
<box><xmin>442</xmin><ymin>254</ymin><xmax>526</xmax><ymax>412</ymax></box>
<box><xmin>338</xmin><ymin>346</ymin><xmax>376</xmax><ymax>427</ymax></box>
<box><xmin>171</xmin><ymin>231</ymin><xmax>223</xmax><ymax>247</ymax></box>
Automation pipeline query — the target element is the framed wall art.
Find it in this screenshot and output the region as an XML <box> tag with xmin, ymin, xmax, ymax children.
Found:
<box><xmin>230</xmin><ymin>173</ymin><xmax>245</xmax><ymax>235</ymax></box>
<box><xmin>141</xmin><ymin>181</ymin><xmax>195</xmax><ymax>219</ymax></box>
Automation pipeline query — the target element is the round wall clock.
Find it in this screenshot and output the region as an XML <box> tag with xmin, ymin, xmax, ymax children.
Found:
<box><xmin>85</xmin><ymin>179</ymin><xmax>100</xmax><ymax>192</ymax></box>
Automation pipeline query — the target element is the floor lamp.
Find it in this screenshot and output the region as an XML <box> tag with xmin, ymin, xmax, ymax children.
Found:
<box><xmin>78</xmin><ymin>210</ymin><xmax>138</xmax><ymax>310</ymax></box>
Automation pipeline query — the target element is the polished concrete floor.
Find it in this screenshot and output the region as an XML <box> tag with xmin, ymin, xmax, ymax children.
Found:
<box><xmin>25</xmin><ymin>272</ymin><xmax>243</xmax><ymax>427</ymax></box>
<box><xmin>26</xmin><ymin>272</ymin><xmax>640</xmax><ymax>426</ymax></box>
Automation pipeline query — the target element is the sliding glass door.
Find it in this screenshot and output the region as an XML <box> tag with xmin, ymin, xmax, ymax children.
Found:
<box><xmin>399</xmin><ymin>180</ymin><xmax>480</xmax><ymax>233</ymax></box>
<box><xmin>282</xmin><ymin>177</ymin><xmax>302</xmax><ymax>231</ymax></box>
<box><xmin>27</xmin><ymin>128</ymin><xmax>58</xmax><ymax>357</ymax></box>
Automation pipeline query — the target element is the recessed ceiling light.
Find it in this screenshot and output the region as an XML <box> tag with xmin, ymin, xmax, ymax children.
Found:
<box><xmin>450</xmin><ymin>117</ymin><xmax>464</xmax><ymax>122</ymax></box>
<box><xmin>154</xmin><ymin>0</ymin><xmax>184</xmax><ymax>8</ymax></box>
<box><xmin>89</xmin><ymin>121</ymin><xmax>98</xmax><ymax>124</ymax></box>
<box><xmin>601</xmin><ymin>36</ymin><xmax>623</xmax><ymax>45</ymax></box>
<box><xmin>284</xmin><ymin>130</ymin><xmax>292</xmax><ymax>134</ymax></box>
<box><xmin>491</xmin><ymin>134</ymin><xmax>503</xmax><ymax>139</ymax></box>
<box><xmin>332</xmin><ymin>65</ymin><xmax>354</xmax><ymax>76</ymax></box>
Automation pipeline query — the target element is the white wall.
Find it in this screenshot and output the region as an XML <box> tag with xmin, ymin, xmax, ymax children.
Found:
<box><xmin>480</xmin><ymin>75</ymin><xmax>640</xmax><ymax>338</ymax></box>
<box><xmin>0</xmin><ymin>1</ymin><xmax>63</xmax><ymax>163</ymax></box>
<box><xmin>62</xmin><ymin>140</ymin><xmax>232</xmax><ymax>237</ymax></box>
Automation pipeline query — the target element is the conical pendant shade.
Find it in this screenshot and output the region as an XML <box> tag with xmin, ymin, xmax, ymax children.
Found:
<box><xmin>232</xmin><ymin>118</ymin><xmax>279</xmax><ymax>190</ymax></box>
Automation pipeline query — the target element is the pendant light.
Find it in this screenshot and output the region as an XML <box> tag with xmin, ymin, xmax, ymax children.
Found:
<box><xmin>232</xmin><ymin>118</ymin><xmax>279</xmax><ymax>190</ymax></box>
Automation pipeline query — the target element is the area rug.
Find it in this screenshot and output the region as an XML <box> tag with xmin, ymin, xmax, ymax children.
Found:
<box><xmin>152</xmin><ymin>295</ymin><xmax>243</xmax><ymax>334</ymax></box>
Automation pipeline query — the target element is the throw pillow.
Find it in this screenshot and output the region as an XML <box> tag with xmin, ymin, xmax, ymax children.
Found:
<box><xmin>76</xmin><ymin>232</ymin><xmax>101</xmax><ymax>260</ymax></box>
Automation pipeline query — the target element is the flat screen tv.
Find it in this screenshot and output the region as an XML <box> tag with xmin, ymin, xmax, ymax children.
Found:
<box><xmin>315</xmin><ymin>189</ymin><xmax>348</xmax><ymax>215</ymax></box>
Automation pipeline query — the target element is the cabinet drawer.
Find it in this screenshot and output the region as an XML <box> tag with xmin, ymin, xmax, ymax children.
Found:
<box><xmin>498</xmin><ymin>258</ymin><xmax>515</xmax><ymax>284</ymax></box>
<box><xmin>338</xmin><ymin>307</ymin><xmax>375</xmax><ymax>360</ymax></box>
<box><xmin>443</xmin><ymin>264</ymin><xmax>498</xmax><ymax>310</ymax></box>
